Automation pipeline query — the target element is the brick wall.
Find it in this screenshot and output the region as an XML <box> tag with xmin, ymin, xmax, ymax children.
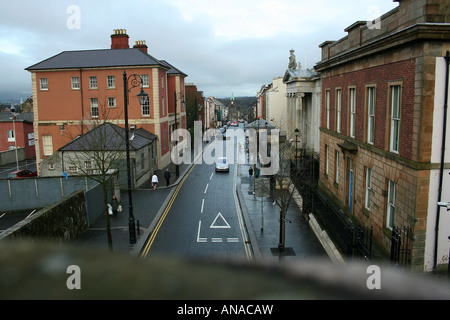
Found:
<box><xmin>319</xmin><ymin>129</ymin><xmax>424</xmax><ymax>261</ymax></box>
<box><xmin>321</xmin><ymin>58</ymin><xmax>416</xmax><ymax>161</ymax></box>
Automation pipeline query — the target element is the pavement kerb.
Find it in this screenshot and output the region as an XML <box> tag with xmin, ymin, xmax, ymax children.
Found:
<box><xmin>130</xmin><ymin>142</ymin><xmax>210</xmax><ymax>257</ymax></box>
<box><xmin>236</xmin><ymin>163</ymin><xmax>262</xmax><ymax>262</ymax></box>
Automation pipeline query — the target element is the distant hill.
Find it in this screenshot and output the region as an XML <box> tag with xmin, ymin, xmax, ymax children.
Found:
<box><xmin>217</xmin><ymin>96</ymin><xmax>256</xmax><ymax>111</ymax></box>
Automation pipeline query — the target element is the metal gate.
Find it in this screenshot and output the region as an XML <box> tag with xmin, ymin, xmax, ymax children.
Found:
<box><xmin>351</xmin><ymin>225</ymin><xmax>373</xmax><ymax>261</ymax></box>
<box><xmin>390</xmin><ymin>226</ymin><xmax>411</xmax><ymax>268</ymax></box>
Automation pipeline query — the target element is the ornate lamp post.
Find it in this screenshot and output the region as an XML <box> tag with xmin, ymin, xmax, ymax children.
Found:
<box><xmin>123</xmin><ymin>71</ymin><xmax>149</xmax><ymax>244</ymax></box>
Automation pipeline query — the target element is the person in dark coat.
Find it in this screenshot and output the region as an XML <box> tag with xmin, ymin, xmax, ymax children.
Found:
<box><xmin>164</xmin><ymin>168</ymin><xmax>171</xmax><ymax>186</ymax></box>
<box><xmin>111</xmin><ymin>195</ymin><xmax>120</xmax><ymax>216</ymax></box>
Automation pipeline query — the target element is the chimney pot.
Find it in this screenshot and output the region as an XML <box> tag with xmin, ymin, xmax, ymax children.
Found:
<box><xmin>111</xmin><ymin>28</ymin><xmax>129</xmax><ymax>49</ymax></box>
<box><xmin>133</xmin><ymin>40</ymin><xmax>148</xmax><ymax>54</ymax></box>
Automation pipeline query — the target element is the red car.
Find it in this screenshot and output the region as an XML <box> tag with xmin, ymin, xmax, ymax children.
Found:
<box><xmin>7</xmin><ymin>170</ymin><xmax>37</xmax><ymax>178</ymax></box>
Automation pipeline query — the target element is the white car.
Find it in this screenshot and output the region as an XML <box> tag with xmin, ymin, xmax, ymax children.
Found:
<box><xmin>215</xmin><ymin>157</ymin><xmax>229</xmax><ymax>172</ymax></box>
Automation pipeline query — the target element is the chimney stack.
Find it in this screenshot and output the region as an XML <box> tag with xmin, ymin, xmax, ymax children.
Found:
<box><xmin>111</xmin><ymin>29</ymin><xmax>129</xmax><ymax>49</ymax></box>
<box><xmin>133</xmin><ymin>40</ymin><xmax>148</xmax><ymax>54</ymax></box>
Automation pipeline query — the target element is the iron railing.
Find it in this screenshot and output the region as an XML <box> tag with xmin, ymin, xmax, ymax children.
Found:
<box><xmin>390</xmin><ymin>226</ymin><xmax>411</xmax><ymax>268</ymax></box>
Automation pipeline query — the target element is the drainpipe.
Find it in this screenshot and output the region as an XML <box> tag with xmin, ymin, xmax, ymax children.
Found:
<box><xmin>434</xmin><ymin>51</ymin><xmax>450</xmax><ymax>273</ymax></box>
<box><xmin>79</xmin><ymin>68</ymin><xmax>84</xmax><ymax>134</ymax></box>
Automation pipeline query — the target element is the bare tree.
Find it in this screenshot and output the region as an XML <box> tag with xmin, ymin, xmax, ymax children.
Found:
<box><xmin>63</xmin><ymin>102</ymin><xmax>126</xmax><ymax>251</ymax></box>
<box><xmin>257</xmin><ymin>140</ymin><xmax>301</xmax><ymax>254</ymax></box>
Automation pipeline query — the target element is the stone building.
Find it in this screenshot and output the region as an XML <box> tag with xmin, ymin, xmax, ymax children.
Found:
<box><xmin>283</xmin><ymin>53</ymin><xmax>321</xmax><ymax>155</ymax></box>
<box><xmin>314</xmin><ymin>0</ymin><xmax>450</xmax><ymax>271</ymax></box>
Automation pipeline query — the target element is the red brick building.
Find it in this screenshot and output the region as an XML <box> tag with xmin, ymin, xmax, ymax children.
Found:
<box><xmin>185</xmin><ymin>83</ymin><xmax>205</xmax><ymax>128</ymax></box>
<box><xmin>26</xmin><ymin>29</ymin><xmax>187</xmax><ymax>174</ymax></box>
<box><xmin>0</xmin><ymin>112</ymin><xmax>35</xmax><ymax>159</ymax></box>
<box><xmin>314</xmin><ymin>0</ymin><xmax>450</xmax><ymax>271</ymax></box>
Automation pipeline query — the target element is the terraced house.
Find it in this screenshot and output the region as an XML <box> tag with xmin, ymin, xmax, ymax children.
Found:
<box><xmin>26</xmin><ymin>29</ymin><xmax>187</xmax><ymax>174</ymax></box>
<box><xmin>314</xmin><ymin>0</ymin><xmax>450</xmax><ymax>272</ymax></box>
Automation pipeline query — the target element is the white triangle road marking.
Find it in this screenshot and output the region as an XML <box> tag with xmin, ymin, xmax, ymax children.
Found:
<box><xmin>210</xmin><ymin>212</ymin><xmax>231</xmax><ymax>229</ymax></box>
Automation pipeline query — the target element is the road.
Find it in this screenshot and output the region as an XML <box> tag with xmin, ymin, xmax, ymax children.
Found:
<box><xmin>140</xmin><ymin>126</ymin><xmax>253</xmax><ymax>261</ymax></box>
<box><xmin>0</xmin><ymin>159</ymin><xmax>36</xmax><ymax>179</ymax></box>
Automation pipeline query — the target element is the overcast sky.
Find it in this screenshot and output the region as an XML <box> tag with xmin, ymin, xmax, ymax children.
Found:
<box><xmin>0</xmin><ymin>0</ymin><xmax>398</xmax><ymax>100</ymax></box>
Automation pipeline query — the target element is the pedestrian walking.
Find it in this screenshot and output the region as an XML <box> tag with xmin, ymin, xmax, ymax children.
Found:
<box><xmin>152</xmin><ymin>173</ymin><xmax>159</xmax><ymax>190</ymax></box>
<box><xmin>111</xmin><ymin>195</ymin><xmax>121</xmax><ymax>216</ymax></box>
<box><xmin>249</xmin><ymin>166</ymin><xmax>253</xmax><ymax>186</ymax></box>
<box><xmin>164</xmin><ymin>168</ymin><xmax>171</xmax><ymax>186</ymax></box>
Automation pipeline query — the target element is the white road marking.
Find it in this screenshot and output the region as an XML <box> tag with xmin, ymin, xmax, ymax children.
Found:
<box><xmin>200</xmin><ymin>199</ymin><xmax>204</xmax><ymax>214</ymax></box>
<box><xmin>210</xmin><ymin>172</ymin><xmax>214</xmax><ymax>180</ymax></box>
<box><xmin>197</xmin><ymin>221</ymin><xmax>207</xmax><ymax>243</ymax></box>
<box><xmin>204</xmin><ymin>183</ymin><xmax>209</xmax><ymax>194</ymax></box>
<box><xmin>210</xmin><ymin>212</ymin><xmax>231</xmax><ymax>229</ymax></box>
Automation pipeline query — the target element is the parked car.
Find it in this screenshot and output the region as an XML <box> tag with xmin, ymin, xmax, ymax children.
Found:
<box><xmin>215</xmin><ymin>157</ymin><xmax>229</xmax><ymax>172</ymax></box>
<box><xmin>7</xmin><ymin>169</ymin><xmax>37</xmax><ymax>179</ymax></box>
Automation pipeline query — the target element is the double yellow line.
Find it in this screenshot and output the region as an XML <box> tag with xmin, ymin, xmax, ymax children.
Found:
<box><xmin>233</xmin><ymin>165</ymin><xmax>253</xmax><ymax>262</ymax></box>
<box><xmin>140</xmin><ymin>164</ymin><xmax>196</xmax><ymax>258</ymax></box>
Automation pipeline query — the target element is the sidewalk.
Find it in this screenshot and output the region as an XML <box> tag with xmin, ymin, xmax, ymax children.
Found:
<box><xmin>73</xmin><ymin>153</ymin><xmax>194</xmax><ymax>253</ymax></box>
<box><xmin>236</xmin><ymin>164</ymin><xmax>329</xmax><ymax>262</ymax></box>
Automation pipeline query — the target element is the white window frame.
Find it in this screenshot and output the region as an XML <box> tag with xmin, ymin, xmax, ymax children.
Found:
<box><xmin>349</xmin><ymin>88</ymin><xmax>356</xmax><ymax>138</ymax></box>
<box><xmin>365</xmin><ymin>167</ymin><xmax>372</xmax><ymax>210</ymax></box>
<box><xmin>67</xmin><ymin>164</ymin><xmax>78</xmax><ymax>173</ymax></box>
<box><xmin>141</xmin><ymin>74</ymin><xmax>149</xmax><ymax>88</ymax></box>
<box><xmin>336</xmin><ymin>89</ymin><xmax>341</xmax><ymax>133</ymax></box>
<box><xmin>326</xmin><ymin>90</ymin><xmax>330</xmax><ymax>129</ymax></box>
<box><xmin>91</xmin><ymin>98</ymin><xmax>99</xmax><ymax>118</ymax></box>
<box><xmin>387</xmin><ymin>179</ymin><xmax>396</xmax><ymax>229</ymax></box>
<box><xmin>108</xmin><ymin>97</ymin><xmax>116</xmax><ymax>108</ymax></box>
<box><xmin>390</xmin><ymin>85</ymin><xmax>401</xmax><ymax>153</ymax></box>
<box><xmin>367</xmin><ymin>87</ymin><xmax>375</xmax><ymax>144</ymax></box>
<box><xmin>40</xmin><ymin>78</ymin><xmax>48</xmax><ymax>91</ymax></box>
<box><xmin>89</xmin><ymin>76</ymin><xmax>98</xmax><ymax>89</ymax></box>
<box><xmin>71</xmin><ymin>77</ymin><xmax>80</xmax><ymax>90</ymax></box>
<box><xmin>141</xmin><ymin>96</ymin><xmax>150</xmax><ymax>116</ymax></box>
<box><xmin>7</xmin><ymin>129</ymin><xmax>15</xmax><ymax>142</ymax></box>
<box><xmin>42</xmin><ymin>135</ymin><xmax>53</xmax><ymax>156</ymax></box>
<box><xmin>325</xmin><ymin>144</ymin><xmax>329</xmax><ymax>176</ymax></box>
<box><xmin>107</xmin><ymin>76</ymin><xmax>115</xmax><ymax>89</ymax></box>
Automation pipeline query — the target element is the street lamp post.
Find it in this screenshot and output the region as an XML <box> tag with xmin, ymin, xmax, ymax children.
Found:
<box><xmin>123</xmin><ymin>71</ymin><xmax>149</xmax><ymax>244</ymax></box>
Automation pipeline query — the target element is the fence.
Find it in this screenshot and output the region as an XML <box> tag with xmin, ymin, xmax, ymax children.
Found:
<box><xmin>289</xmin><ymin>150</ymin><xmax>374</xmax><ymax>261</ymax></box>
<box><xmin>390</xmin><ymin>226</ymin><xmax>411</xmax><ymax>268</ymax></box>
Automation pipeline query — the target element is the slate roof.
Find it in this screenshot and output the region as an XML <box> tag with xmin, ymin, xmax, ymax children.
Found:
<box><xmin>159</xmin><ymin>60</ymin><xmax>188</xmax><ymax>76</ymax></box>
<box><xmin>283</xmin><ymin>68</ymin><xmax>319</xmax><ymax>83</ymax></box>
<box><xmin>60</xmin><ymin>122</ymin><xmax>155</xmax><ymax>152</ymax></box>
<box><xmin>26</xmin><ymin>48</ymin><xmax>166</xmax><ymax>71</ymax></box>
<box><xmin>0</xmin><ymin>112</ymin><xmax>34</xmax><ymax>123</ymax></box>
